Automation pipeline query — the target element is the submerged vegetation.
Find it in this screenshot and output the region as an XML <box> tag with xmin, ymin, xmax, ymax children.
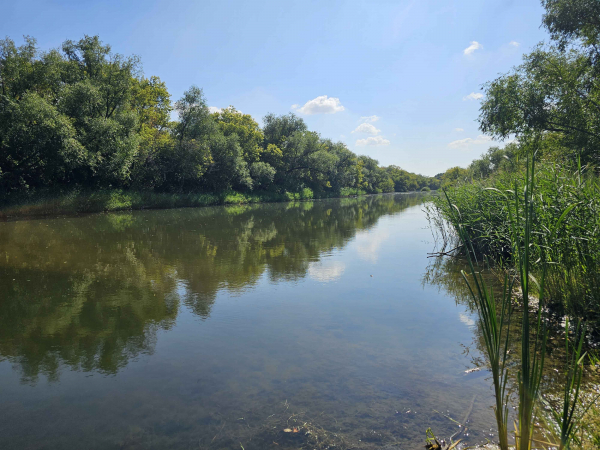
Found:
<box><xmin>0</xmin><ymin>36</ymin><xmax>440</xmax><ymax>217</ymax></box>
<box><xmin>427</xmin><ymin>0</ymin><xmax>600</xmax><ymax>447</ymax></box>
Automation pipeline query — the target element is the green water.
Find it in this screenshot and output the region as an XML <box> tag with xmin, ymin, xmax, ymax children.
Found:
<box><xmin>0</xmin><ymin>193</ymin><xmax>497</xmax><ymax>449</ymax></box>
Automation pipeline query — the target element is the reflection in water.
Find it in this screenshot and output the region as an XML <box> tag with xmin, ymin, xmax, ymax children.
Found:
<box><xmin>308</xmin><ymin>260</ymin><xmax>346</xmax><ymax>282</ymax></box>
<box><xmin>355</xmin><ymin>229</ymin><xmax>390</xmax><ymax>263</ymax></box>
<box><xmin>0</xmin><ymin>193</ymin><xmax>506</xmax><ymax>450</ymax></box>
<box><xmin>0</xmin><ymin>194</ymin><xmax>422</xmax><ymax>383</ymax></box>
<box><xmin>422</xmin><ymin>251</ymin><xmax>600</xmax><ymax>443</ymax></box>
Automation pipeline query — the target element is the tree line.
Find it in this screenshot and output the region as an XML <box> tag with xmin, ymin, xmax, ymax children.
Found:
<box><xmin>0</xmin><ymin>36</ymin><xmax>439</xmax><ymax>203</ymax></box>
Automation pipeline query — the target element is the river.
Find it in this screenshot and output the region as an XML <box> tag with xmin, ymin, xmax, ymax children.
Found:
<box><xmin>0</xmin><ymin>193</ymin><xmax>498</xmax><ymax>449</ymax></box>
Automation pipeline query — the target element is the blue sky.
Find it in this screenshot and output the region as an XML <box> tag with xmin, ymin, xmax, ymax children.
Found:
<box><xmin>2</xmin><ymin>0</ymin><xmax>548</xmax><ymax>176</ymax></box>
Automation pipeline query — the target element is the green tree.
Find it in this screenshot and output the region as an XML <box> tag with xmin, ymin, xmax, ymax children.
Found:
<box><xmin>129</xmin><ymin>76</ymin><xmax>174</xmax><ymax>189</ymax></box>
<box><xmin>480</xmin><ymin>0</ymin><xmax>600</xmax><ymax>164</ymax></box>
<box><xmin>213</xmin><ymin>106</ymin><xmax>264</xmax><ymax>163</ymax></box>
<box><xmin>160</xmin><ymin>86</ymin><xmax>214</xmax><ymax>190</ymax></box>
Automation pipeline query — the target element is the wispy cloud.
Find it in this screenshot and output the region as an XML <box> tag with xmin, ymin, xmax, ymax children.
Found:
<box><xmin>359</xmin><ymin>115</ymin><xmax>380</xmax><ymax>123</ymax></box>
<box><xmin>352</xmin><ymin>123</ymin><xmax>381</xmax><ymax>135</ymax></box>
<box><xmin>463</xmin><ymin>41</ymin><xmax>482</xmax><ymax>55</ymax></box>
<box><xmin>509</xmin><ymin>41</ymin><xmax>520</xmax><ymax>47</ymax></box>
<box><xmin>292</xmin><ymin>95</ymin><xmax>345</xmax><ymax>115</ymax></box>
<box><xmin>208</xmin><ymin>106</ymin><xmax>222</xmax><ymax>114</ymax></box>
<box><xmin>463</xmin><ymin>92</ymin><xmax>483</xmax><ymax>101</ymax></box>
<box><xmin>454</xmin><ymin>128</ymin><xmax>464</xmax><ymax>132</ymax></box>
<box><xmin>448</xmin><ymin>135</ymin><xmax>492</xmax><ymax>149</ymax></box>
<box><xmin>356</xmin><ymin>136</ymin><xmax>390</xmax><ymax>146</ymax></box>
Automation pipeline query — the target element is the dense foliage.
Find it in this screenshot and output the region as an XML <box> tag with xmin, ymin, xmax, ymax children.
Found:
<box><xmin>427</xmin><ymin>2</ymin><xmax>600</xmax><ymax>445</ymax></box>
<box><xmin>479</xmin><ymin>0</ymin><xmax>600</xmax><ymax>165</ymax></box>
<box><xmin>0</xmin><ymin>36</ymin><xmax>438</xmax><ymax>205</ymax></box>
<box><xmin>429</xmin><ymin>0</ymin><xmax>600</xmax><ymax>336</ymax></box>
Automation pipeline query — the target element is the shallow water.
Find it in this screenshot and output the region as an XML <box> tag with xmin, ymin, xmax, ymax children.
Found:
<box><xmin>0</xmin><ymin>193</ymin><xmax>498</xmax><ymax>449</ymax></box>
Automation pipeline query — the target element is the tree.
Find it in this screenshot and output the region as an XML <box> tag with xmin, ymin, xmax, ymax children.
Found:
<box><xmin>440</xmin><ymin>166</ymin><xmax>469</xmax><ymax>187</ymax></box>
<box><xmin>204</xmin><ymin>133</ymin><xmax>252</xmax><ymax>191</ymax></box>
<box><xmin>157</xmin><ymin>86</ymin><xmax>215</xmax><ymax>191</ymax></box>
<box><xmin>0</xmin><ymin>92</ymin><xmax>84</xmax><ymax>196</ymax></box>
<box><xmin>213</xmin><ymin>106</ymin><xmax>264</xmax><ymax>162</ymax></box>
<box><xmin>542</xmin><ymin>0</ymin><xmax>600</xmax><ymax>52</ymax></box>
<box><xmin>480</xmin><ymin>0</ymin><xmax>600</xmax><ymax>164</ymax></box>
<box><xmin>262</xmin><ymin>112</ymin><xmax>307</xmax><ymax>148</ymax></box>
<box><xmin>0</xmin><ymin>35</ymin><xmax>434</xmax><ymax>201</ymax></box>
<box><xmin>129</xmin><ymin>76</ymin><xmax>174</xmax><ymax>189</ymax></box>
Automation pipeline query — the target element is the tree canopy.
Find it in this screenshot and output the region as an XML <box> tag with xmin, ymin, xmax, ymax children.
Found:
<box><xmin>0</xmin><ymin>35</ymin><xmax>438</xmax><ymax>202</ymax></box>
<box><xmin>479</xmin><ymin>0</ymin><xmax>600</xmax><ymax>164</ymax></box>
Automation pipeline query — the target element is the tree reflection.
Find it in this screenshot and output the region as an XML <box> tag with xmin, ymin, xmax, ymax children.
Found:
<box><xmin>0</xmin><ymin>193</ymin><xmax>425</xmax><ymax>382</ymax></box>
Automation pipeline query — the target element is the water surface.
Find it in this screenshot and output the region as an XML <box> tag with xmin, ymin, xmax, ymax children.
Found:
<box><xmin>0</xmin><ymin>193</ymin><xmax>497</xmax><ymax>449</ymax></box>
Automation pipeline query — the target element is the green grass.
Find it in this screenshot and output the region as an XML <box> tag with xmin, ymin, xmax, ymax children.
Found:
<box><xmin>433</xmin><ymin>151</ymin><xmax>597</xmax><ymax>449</ymax></box>
<box><xmin>428</xmin><ymin>157</ymin><xmax>600</xmax><ymax>336</ymax></box>
<box><xmin>0</xmin><ymin>187</ymin><xmax>375</xmax><ymax>220</ymax></box>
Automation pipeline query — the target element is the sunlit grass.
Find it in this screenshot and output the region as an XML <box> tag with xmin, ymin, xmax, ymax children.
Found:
<box><xmin>439</xmin><ymin>150</ymin><xmax>594</xmax><ymax>449</ymax></box>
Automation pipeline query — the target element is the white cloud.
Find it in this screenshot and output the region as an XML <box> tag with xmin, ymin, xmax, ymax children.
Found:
<box><xmin>463</xmin><ymin>41</ymin><xmax>482</xmax><ymax>55</ymax></box>
<box><xmin>463</xmin><ymin>92</ymin><xmax>483</xmax><ymax>101</ymax></box>
<box><xmin>291</xmin><ymin>104</ymin><xmax>299</xmax><ymax>109</ymax></box>
<box><xmin>448</xmin><ymin>135</ymin><xmax>492</xmax><ymax>149</ymax></box>
<box><xmin>352</xmin><ymin>123</ymin><xmax>381</xmax><ymax>135</ymax></box>
<box><xmin>356</xmin><ymin>136</ymin><xmax>390</xmax><ymax>146</ymax></box>
<box><xmin>208</xmin><ymin>106</ymin><xmax>222</xmax><ymax>114</ymax></box>
<box><xmin>292</xmin><ymin>95</ymin><xmax>345</xmax><ymax>115</ymax></box>
<box><xmin>509</xmin><ymin>41</ymin><xmax>520</xmax><ymax>47</ymax></box>
<box><xmin>359</xmin><ymin>115</ymin><xmax>380</xmax><ymax>123</ymax></box>
<box><xmin>455</xmin><ymin>128</ymin><xmax>464</xmax><ymax>132</ymax></box>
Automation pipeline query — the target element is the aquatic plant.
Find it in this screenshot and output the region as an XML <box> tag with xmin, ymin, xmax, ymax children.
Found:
<box><xmin>441</xmin><ymin>150</ymin><xmax>593</xmax><ymax>449</ymax></box>
<box><xmin>441</xmin><ymin>189</ymin><xmax>513</xmax><ymax>450</ymax></box>
<box><xmin>542</xmin><ymin>318</ymin><xmax>588</xmax><ymax>450</ymax></box>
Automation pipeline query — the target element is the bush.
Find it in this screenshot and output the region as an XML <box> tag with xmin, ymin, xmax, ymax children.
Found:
<box><xmin>428</xmin><ymin>160</ymin><xmax>600</xmax><ymax>334</ymax></box>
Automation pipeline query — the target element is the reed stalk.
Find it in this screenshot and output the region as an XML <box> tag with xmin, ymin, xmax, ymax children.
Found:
<box><xmin>442</xmin><ymin>190</ymin><xmax>512</xmax><ymax>450</ymax></box>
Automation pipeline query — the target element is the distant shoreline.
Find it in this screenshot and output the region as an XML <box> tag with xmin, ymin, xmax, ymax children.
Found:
<box><xmin>0</xmin><ymin>189</ymin><xmax>430</xmax><ymax>222</ymax></box>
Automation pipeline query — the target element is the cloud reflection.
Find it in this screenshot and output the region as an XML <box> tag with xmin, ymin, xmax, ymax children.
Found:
<box><xmin>308</xmin><ymin>260</ymin><xmax>346</xmax><ymax>282</ymax></box>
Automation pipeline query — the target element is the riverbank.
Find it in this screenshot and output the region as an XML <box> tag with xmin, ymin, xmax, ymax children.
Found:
<box><xmin>0</xmin><ymin>188</ymin><xmax>381</xmax><ymax>220</ymax></box>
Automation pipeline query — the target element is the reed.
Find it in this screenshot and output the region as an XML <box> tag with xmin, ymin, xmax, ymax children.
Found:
<box><xmin>510</xmin><ymin>150</ymin><xmax>547</xmax><ymax>450</ymax></box>
<box><xmin>429</xmin><ymin>155</ymin><xmax>600</xmax><ymax>336</ymax></box>
<box><xmin>440</xmin><ymin>150</ymin><xmax>593</xmax><ymax>449</ymax></box>
<box><xmin>542</xmin><ymin>318</ymin><xmax>588</xmax><ymax>450</ymax></box>
<box><xmin>442</xmin><ymin>189</ymin><xmax>512</xmax><ymax>450</ymax></box>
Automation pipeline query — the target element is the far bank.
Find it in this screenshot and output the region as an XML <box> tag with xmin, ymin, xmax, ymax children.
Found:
<box><xmin>0</xmin><ymin>188</ymin><xmax>433</xmax><ymax>221</ymax></box>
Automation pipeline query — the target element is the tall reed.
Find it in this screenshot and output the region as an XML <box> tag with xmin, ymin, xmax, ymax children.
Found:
<box><xmin>547</xmin><ymin>318</ymin><xmax>587</xmax><ymax>450</ymax></box>
<box><xmin>442</xmin><ymin>151</ymin><xmax>575</xmax><ymax>450</ymax></box>
<box><xmin>442</xmin><ymin>189</ymin><xmax>512</xmax><ymax>450</ymax></box>
<box><xmin>510</xmin><ymin>151</ymin><xmax>547</xmax><ymax>450</ymax></box>
<box><xmin>432</xmin><ymin>146</ymin><xmax>599</xmax><ymax>448</ymax></box>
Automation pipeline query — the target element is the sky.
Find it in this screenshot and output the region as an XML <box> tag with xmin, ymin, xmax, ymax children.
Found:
<box><xmin>2</xmin><ymin>0</ymin><xmax>548</xmax><ymax>176</ymax></box>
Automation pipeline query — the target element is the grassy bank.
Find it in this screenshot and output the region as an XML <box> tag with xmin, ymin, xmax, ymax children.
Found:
<box><xmin>428</xmin><ymin>159</ymin><xmax>600</xmax><ymax>336</ymax></box>
<box><xmin>0</xmin><ymin>187</ymin><xmax>372</xmax><ymax>220</ymax></box>
<box><xmin>428</xmin><ymin>154</ymin><xmax>600</xmax><ymax>449</ymax></box>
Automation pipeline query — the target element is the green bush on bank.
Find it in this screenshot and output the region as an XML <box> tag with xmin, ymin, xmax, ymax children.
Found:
<box><xmin>428</xmin><ymin>160</ymin><xmax>600</xmax><ymax>334</ymax></box>
<box><xmin>0</xmin><ymin>186</ymin><xmax>372</xmax><ymax>220</ymax></box>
